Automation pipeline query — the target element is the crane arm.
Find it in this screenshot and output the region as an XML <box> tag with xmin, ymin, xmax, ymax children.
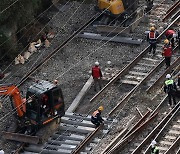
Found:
<box><xmin>0</xmin><ymin>84</ymin><xmax>25</xmax><ymax>117</ymax></box>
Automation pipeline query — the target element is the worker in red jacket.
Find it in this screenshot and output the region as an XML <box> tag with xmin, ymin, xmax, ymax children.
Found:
<box><xmin>162</xmin><ymin>39</ymin><xmax>172</xmax><ymax>69</ymax></box>
<box><xmin>92</xmin><ymin>61</ymin><xmax>102</xmax><ymax>92</ymax></box>
<box><xmin>147</xmin><ymin>26</ymin><xmax>159</xmax><ymax>55</ymax></box>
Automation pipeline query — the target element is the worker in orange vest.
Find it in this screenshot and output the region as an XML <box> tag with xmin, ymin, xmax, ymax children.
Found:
<box><xmin>92</xmin><ymin>61</ymin><xmax>102</xmax><ymax>92</ymax></box>
<box><xmin>91</xmin><ymin>106</ymin><xmax>104</xmax><ymax>128</ymax></box>
<box><xmin>147</xmin><ymin>26</ymin><xmax>159</xmax><ymax>55</ymax></box>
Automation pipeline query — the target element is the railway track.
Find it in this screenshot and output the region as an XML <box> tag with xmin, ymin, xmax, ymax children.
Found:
<box><xmin>9</xmin><ymin>0</ymin><xmax>179</xmax><ymax>153</ymax></box>
<box><xmin>20</xmin><ymin>113</ymin><xmax>114</xmax><ymax>154</ymax></box>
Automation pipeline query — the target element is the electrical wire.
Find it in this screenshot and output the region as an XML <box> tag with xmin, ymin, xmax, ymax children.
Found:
<box><xmin>0</xmin><ymin>0</ymin><xmax>19</xmax><ymax>14</ymax></box>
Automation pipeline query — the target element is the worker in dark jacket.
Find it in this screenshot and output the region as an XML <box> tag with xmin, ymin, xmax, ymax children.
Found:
<box><xmin>147</xmin><ymin>26</ymin><xmax>159</xmax><ymax>55</ymax></box>
<box><xmin>177</xmin><ymin>29</ymin><xmax>180</xmax><ymax>50</ymax></box>
<box><xmin>91</xmin><ymin>106</ymin><xmax>104</xmax><ymax>128</ymax></box>
<box><xmin>151</xmin><ymin>140</ymin><xmax>159</xmax><ymax>154</ymax></box>
<box><xmin>164</xmin><ymin>74</ymin><xmax>177</xmax><ymax>107</ymax></box>
<box><xmin>92</xmin><ymin>61</ymin><xmax>102</xmax><ymax>91</ymax></box>
<box><xmin>162</xmin><ymin>39</ymin><xmax>172</xmax><ymax>69</ymax></box>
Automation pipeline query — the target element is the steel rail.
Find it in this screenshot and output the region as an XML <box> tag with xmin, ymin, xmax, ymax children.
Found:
<box><xmin>162</xmin><ymin>1</ymin><xmax>180</xmax><ymax>21</ymax></box>
<box><xmin>72</xmin><ymin>124</ymin><xmax>103</xmax><ymax>154</ymax></box>
<box><xmin>18</xmin><ymin>13</ymin><xmax>100</xmax><ymax>86</ymax></box>
<box><xmin>101</xmin><ymin>111</ymin><xmax>150</xmax><ymax>154</ymax></box>
<box><xmin>131</xmin><ymin>102</ymin><xmax>180</xmax><ymax>154</ymax></box>
<box><xmin>164</xmin><ymin>135</ymin><xmax>180</xmax><ymax>154</ymax></box>
<box><xmin>105</xmin><ymin>112</ymin><xmax>158</xmax><ymax>154</ymax></box>
<box><xmin>144</xmin><ymin>103</ymin><xmax>180</xmax><ymax>154</ymax></box>
<box><xmin>146</xmin><ymin>54</ymin><xmax>180</xmax><ymax>93</ymax></box>
<box><xmin>90</xmin><ymin>14</ymin><xmax>180</xmax><ymax>105</ymax></box>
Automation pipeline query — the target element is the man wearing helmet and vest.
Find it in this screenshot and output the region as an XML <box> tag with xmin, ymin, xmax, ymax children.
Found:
<box><xmin>92</xmin><ymin>61</ymin><xmax>102</xmax><ymax>92</ymax></box>
<box><xmin>91</xmin><ymin>106</ymin><xmax>104</xmax><ymax>128</ymax></box>
<box><xmin>151</xmin><ymin>140</ymin><xmax>159</xmax><ymax>154</ymax></box>
<box><xmin>162</xmin><ymin>39</ymin><xmax>172</xmax><ymax>69</ymax></box>
<box><xmin>164</xmin><ymin>74</ymin><xmax>177</xmax><ymax>108</ymax></box>
<box><xmin>147</xmin><ymin>26</ymin><xmax>159</xmax><ymax>55</ymax></box>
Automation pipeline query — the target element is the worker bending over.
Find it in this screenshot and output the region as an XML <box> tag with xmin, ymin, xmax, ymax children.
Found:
<box><xmin>91</xmin><ymin>106</ymin><xmax>104</xmax><ymax>128</ymax></box>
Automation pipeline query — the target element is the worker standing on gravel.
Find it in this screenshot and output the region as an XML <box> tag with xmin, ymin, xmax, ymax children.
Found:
<box><xmin>147</xmin><ymin>26</ymin><xmax>159</xmax><ymax>55</ymax></box>
<box><xmin>92</xmin><ymin>61</ymin><xmax>102</xmax><ymax>92</ymax></box>
<box><xmin>151</xmin><ymin>140</ymin><xmax>159</xmax><ymax>154</ymax></box>
<box><xmin>91</xmin><ymin>106</ymin><xmax>104</xmax><ymax>128</ymax></box>
<box><xmin>162</xmin><ymin>39</ymin><xmax>172</xmax><ymax>69</ymax></box>
<box><xmin>164</xmin><ymin>74</ymin><xmax>177</xmax><ymax>108</ymax></box>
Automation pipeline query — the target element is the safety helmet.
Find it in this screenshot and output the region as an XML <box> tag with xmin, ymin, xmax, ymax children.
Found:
<box><xmin>151</xmin><ymin>140</ymin><xmax>157</xmax><ymax>147</ymax></box>
<box><xmin>98</xmin><ymin>106</ymin><xmax>104</xmax><ymax>111</ymax></box>
<box><xmin>166</xmin><ymin>74</ymin><xmax>171</xmax><ymax>79</ymax></box>
<box><xmin>150</xmin><ymin>26</ymin><xmax>155</xmax><ymax>31</ymax></box>
<box><xmin>95</xmin><ymin>61</ymin><xmax>99</xmax><ymax>66</ymax></box>
<box><xmin>164</xmin><ymin>39</ymin><xmax>169</xmax><ymax>44</ymax></box>
<box><xmin>54</xmin><ymin>79</ymin><xmax>58</xmax><ymax>84</ymax></box>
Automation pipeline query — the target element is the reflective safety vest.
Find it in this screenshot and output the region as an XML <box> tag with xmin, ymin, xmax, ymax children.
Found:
<box><xmin>165</xmin><ymin>79</ymin><xmax>174</xmax><ymax>86</ymax></box>
<box><xmin>92</xmin><ymin>110</ymin><xmax>99</xmax><ymax>119</ymax></box>
<box><xmin>149</xmin><ymin>31</ymin><xmax>156</xmax><ymax>39</ymax></box>
<box><xmin>92</xmin><ymin>66</ymin><xmax>101</xmax><ymax>78</ymax></box>
<box><xmin>151</xmin><ymin>146</ymin><xmax>159</xmax><ymax>154</ymax></box>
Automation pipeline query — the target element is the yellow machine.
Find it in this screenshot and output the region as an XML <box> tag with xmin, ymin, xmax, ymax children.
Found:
<box><xmin>96</xmin><ymin>0</ymin><xmax>138</xmax><ymax>24</ymax></box>
<box><xmin>98</xmin><ymin>0</ymin><xmax>125</xmax><ymax>15</ymax></box>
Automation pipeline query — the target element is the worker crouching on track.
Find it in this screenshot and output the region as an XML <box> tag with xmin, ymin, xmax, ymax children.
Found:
<box><xmin>151</xmin><ymin>140</ymin><xmax>159</xmax><ymax>154</ymax></box>
<box><xmin>164</xmin><ymin>74</ymin><xmax>177</xmax><ymax>108</ymax></box>
<box><xmin>92</xmin><ymin>61</ymin><xmax>102</xmax><ymax>92</ymax></box>
<box><xmin>162</xmin><ymin>39</ymin><xmax>172</xmax><ymax>69</ymax></box>
<box><xmin>147</xmin><ymin>26</ymin><xmax>159</xmax><ymax>55</ymax></box>
<box><xmin>91</xmin><ymin>106</ymin><xmax>104</xmax><ymax>128</ymax></box>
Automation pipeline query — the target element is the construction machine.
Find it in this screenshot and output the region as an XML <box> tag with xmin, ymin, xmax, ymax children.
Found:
<box><xmin>0</xmin><ymin>80</ymin><xmax>65</xmax><ymax>142</ymax></box>
<box><xmin>95</xmin><ymin>0</ymin><xmax>139</xmax><ymax>25</ymax></box>
<box><xmin>77</xmin><ymin>0</ymin><xmax>143</xmax><ymax>45</ymax></box>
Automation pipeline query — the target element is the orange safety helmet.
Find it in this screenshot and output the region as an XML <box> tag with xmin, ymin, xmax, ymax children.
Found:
<box><xmin>164</xmin><ymin>39</ymin><xmax>169</xmax><ymax>44</ymax></box>
<box><xmin>98</xmin><ymin>106</ymin><xmax>104</xmax><ymax>111</ymax></box>
<box><xmin>150</xmin><ymin>26</ymin><xmax>155</xmax><ymax>31</ymax></box>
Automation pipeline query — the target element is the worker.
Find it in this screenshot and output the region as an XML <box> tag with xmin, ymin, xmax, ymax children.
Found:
<box><xmin>151</xmin><ymin>140</ymin><xmax>159</xmax><ymax>154</ymax></box>
<box><xmin>165</xmin><ymin>29</ymin><xmax>175</xmax><ymax>48</ymax></box>
<box><xmin>92</xmin><ymin>61</ymin><xmax>102</xmax><ymax>92</ymax></box>
<box><xmin>145</xmin><ymin>0</ymin><xmax>153</xmax><ymax>14</ymax></box>
<box><xmin>177</xmin><ymin>28</ymin><xmax>180</xmax><ymax>50</ymax></box>
<box><xmin>178</xmin><ymin>74</ymin><xmax>180</xmax><ymax>88</ymax></box>
<box><xmin>164</xmin><ymin>74</ymin><xmax>177</xmax><ymax>108</ymax></box>
<box><xmin>91</xmin><ymin>106</ymin><xmax>104</xmax><ymax>128</ymax></box>
<box><xmin>162</xmin><ymin>39</ymin><xmax>172</xmax><ymax>69</ymax></box>
<box><xmin>147</xmin><ymin>26</ymin><xmax>159</xmax><ymax>55</ymax></box>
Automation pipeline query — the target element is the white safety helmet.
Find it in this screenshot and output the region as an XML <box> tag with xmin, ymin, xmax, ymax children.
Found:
<box><xmin>166</xmin><ymin>74</ymin><xmax>171</xmax><ymax>79</ymax></box>
<box><xmin>0</xmin><ymin>150</ymin><xmax>4</xmax><ymax>154</ymax></box>
<box><xmin>95</xmin><ymin>61</ymin><xmax>99</xmax><ymax>66</ymax></box>
<box><xmin>151</xmin><ymin>140</ymin><xmax>157</xmax><ymax>148</ymax></box>
<box><xmin>172</xmin><ymin>33</ymin><xmax>176</xmax><ymax>38</ymax></box>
